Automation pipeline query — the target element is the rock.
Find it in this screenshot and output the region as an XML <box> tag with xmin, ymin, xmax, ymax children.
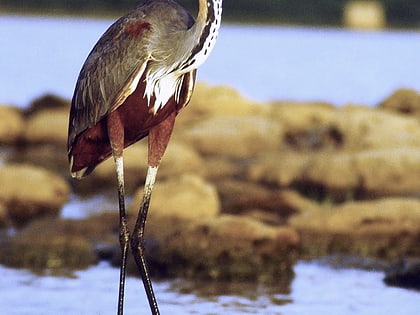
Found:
<box><xmin>176</xmin><ymin>83</ymin><xmax>268</xmax><ymax>125</ymax></box>
<box><xmin>0</xmin><ymin>202</ymin><xmax>9</xmax><ymax>228</ymax></box>
<box><xmin>0</xmin><ymin>164</ymin><xmax>70</xmax><ymax>226</ymax></box>
<box><xmin>246</xmin><ymin>152</ymin><xmax>311</xmax><ymax>187</ymax></box>
<box><xmin>302</xmin><ymin>148</ymin><xmax>420</xmax><ymax>199</ymax></box>
<box><xmin>290</xmin><ymin>198</ymin><xmax>420</xmax><ymax>259</ymax></box>
<box><xmin>157</xmin><ymin>141</ymin><xmax>206</xmax><ymax>179</ymax></box>
<box><xmin>384</xmin><ymin>259</ymin><xmax>420</xmax><ymax>290</ymax></box>
<box><xmin>25</xmin><ymin>93</ymin><xmax>69</xmax><ymax>116</ymax></box>
<box><xmin>131</xmin><ymin>174</ymin><xmax>220</xmax><ymax>222</ymax></box>
<box><xmin>263</xmin><ymin>104</ymin><xmax>420</xmax><ymax>152</ymax></box>
<box><xmin>10</xmin><ymin>143</ymin><xmax>69</xmax><ymax>177</ymax></box>
<box><xmin>343</xmin><ymin>0</ymin><xmax>386</xmax><ymax>30</ymax></box>
<box><xmin>182</xmin><ymin>115</ymin><xmax>283</xmax><ymax>159</ymax></box>
<box><xmin>270</xmin><ymin>101</ymin><xmax>339</xmax><ymax>150</ymax></box>
<box><xmin>0</xmin><ymin>213</ymin><xmax>118</xmax><ymax>272</ymax></box>
<box><xmin>204</xmin><ymin>157</ymin><xmax>245</xmax><ymax>181</ymax></box>
<box><xmin>379</xmin><ymin>88</ymin><xmax>420</xmax><ymax>115</ymax></box>
<box><xmin>142</xmin><ymin>214</ymin><xmax>298</xmax><ymax>283</ymax></box>
<box><xmin>0</xmin><ymin>105</ymin><xmax>24</xmax><ymax>144</ymax></box>
<box><xmin>333</xmin><ymin>106</ymin><xmax>420</xmax><ymax>150</ymax></box>
<box><xmin>215</xmin><ymin>179</ymin><xmax>314</xmax><ymax>223</ymax></box>
<box><xmin>23</xmin><ymin>108</ymin><xmax>68</xmax><ymax>145</ymax></box>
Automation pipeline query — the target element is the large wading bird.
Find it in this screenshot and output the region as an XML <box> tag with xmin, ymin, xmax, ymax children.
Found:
<box><xmin>67</xmin><ymin>0</ymin><xmax>222</xmax><ymax>314</ymax></box>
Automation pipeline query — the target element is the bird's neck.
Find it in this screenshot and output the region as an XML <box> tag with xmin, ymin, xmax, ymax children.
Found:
<box><xmin>197</xmin><ymin>0</ymin><xmax>222</xmax><ymax>27</ymax></box>
<box><xmin>181</xmin><ymin>0</ymin><xmax>222</xmax><ymax>72</ymax></box>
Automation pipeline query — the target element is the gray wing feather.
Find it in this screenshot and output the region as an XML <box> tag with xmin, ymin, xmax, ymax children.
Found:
<box><xmin>68</xmin><ymin>9</ymin><xmax>151</xmax><ymax>151</ymax></box>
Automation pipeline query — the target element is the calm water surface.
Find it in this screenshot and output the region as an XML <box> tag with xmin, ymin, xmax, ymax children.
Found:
<box><xmin>1</xmin><ymin>15</ymin><xmax>420</xmax><ymax>315</ymax></box>
<box><xmin>1</xmin><ymin>15</ymin><xmax>420</xmax><ymax>106</ymax></box>
<box><xmin>1</xmin><ymin>261</ymin><xmax>419</xmax><ymax>315</ymax></box>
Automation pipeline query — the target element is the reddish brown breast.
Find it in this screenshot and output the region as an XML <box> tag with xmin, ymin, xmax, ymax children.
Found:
<box><xmin>69</xmin><ymin>72</ymin><xmax>186</xmax><ymax>176</ymax></box>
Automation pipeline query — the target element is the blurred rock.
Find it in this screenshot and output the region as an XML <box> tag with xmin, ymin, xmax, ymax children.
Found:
<box><xmin>182</xmin><ymin>115</ymin><xmax>283</xmax><ymax>158</ymax></box>
<box><xmin>290</xmin><ymin>198</ymin><xmax>420</xmax><ymax>259</ymax></box>
<box><xmin>302</xmin><ymin>148</ymin><xmax>420</xmax><ymax>199</ymax></box>
<box><xmin>10</xmin><ymin>143</ymin><xmax>68</xmax><ymax>176</ymax></box>
<box><xmin>143</xmin><ymin>214</ymin><xmax>298</xmax><ymax>283</ymax></box>
<box><xmin>0</xmin><ymin>202</ymin><xmax>9</xmax><ymax>228</ymax></box>
<box><xmin>215</xmin><ymin>179</ymin><xmax>315</xmax><ymax>223</ymax></box>
<box><xmin>343</xmin><ymin>0</ymin><xmax>386</xmax><ymax>30</ymax></box>
<box><xmin>0</xmin><ymin>213</ymin><xmax>117</xmax><ymax>272</ymax></box>
<box><xmin>0</xmin><ymin>164</ymin><xmax>70</xmax><ymax>226</ymax></box>
<box><xmin>204</xmin><ymin>157</ymin><xmax>244</xmax><ymax>181</ymax></box>
<box><xmin>5</xmin><ymin>85</ymin><xmax>420</xmax><ymax>278</ymax></box>
<box><xmin>23</xmin><ymin>108</ymin><xmax>68</xmax><ymax>145</ymax></box>
<box><xmin>131</xmin><ymin>174</ymin><xmax>220</xmax><ymax>222</ymax></box>
<box><xmin>379</xmin><ymin>88</ymin><xmax>420</xmax><ymax>115</ymax></box>
<box><xmin>24</xmin><ymin>93</ymin><xmax>69</xmax><ymax>116</ymax></box>
<box><xmin>0</xmin><ymin>105</ymin><xmax>24</xmax><ymax>144</ymax></box>
<box><xmin>384</xmin><ymin>259</ymin><xmax>420</xmax><ymax>290</ymax></box>
<box><xmin>157</xmin><ymin>141</ymin><xmax>206</xmax><ymax>179</ymax></box>
<box><xmin>177</xmin><ymin>83</ymin><xmax>268</xmax><ymax>125</ymax></box>
<box><xmin>246</xmin><ymin>152</ymin><xmax>311</xmax><ymax>188</ymax></box>
<box><xmin>270</xmin><ymin>101</ymin><xmax>339</xmax><ymax>150</ymax></box>
<box><xmin>332</xmin><ymin>106</ymin><xmax>420</xmax><ymax>150</ymax></box>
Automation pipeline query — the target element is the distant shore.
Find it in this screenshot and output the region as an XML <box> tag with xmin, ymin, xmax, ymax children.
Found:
<box><xmin>1</xmin><ymin>1</ymin><xmax>420</xmax><ymax>29</ymax></box>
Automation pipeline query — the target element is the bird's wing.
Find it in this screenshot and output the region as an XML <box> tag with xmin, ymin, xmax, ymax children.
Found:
<box><xmin>68</xmin><ymin>10</ymin><xmax>152</xmax><ymax>152</ymax></box>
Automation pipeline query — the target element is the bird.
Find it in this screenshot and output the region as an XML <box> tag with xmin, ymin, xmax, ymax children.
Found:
<box><xmin>67</xmin><ymin>1</ymin><xmax>222</xmax><ymax>314</ymax></box>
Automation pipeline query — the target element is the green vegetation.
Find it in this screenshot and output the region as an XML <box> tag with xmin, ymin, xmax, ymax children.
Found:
<box><xmin>1</xmin><ymin>0</ymin><xmax>419</xmax><ymax>27</ymax></box>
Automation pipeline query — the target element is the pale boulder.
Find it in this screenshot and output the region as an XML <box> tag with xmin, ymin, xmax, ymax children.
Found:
<box><xmin>333</xmin><ymin>106</ymin><xmax>420</xmax><ymax>150</ymax></box>
<box><xmin>270</xmin><ymin>101</ymin><xmax>338</xmax><ymax>150</ymax></box>
<box><xmin>145</xmin><ymin>214</ymin><xmax>298</xmax><ymax>282</ymax></box>
<box><xmin>246</xmin><ymin>152</ymin><xmax>311</xmax><ymax>187</ymax></box>
<box><xmin>290</xmin><ymin>198</ymin><xmax>420</xmax><ymax>259</ymax></box>
<box><xmin>182</xmin><ymin>115</ymin><xmax>283</xmax><ymax>158</ymax></box>
<box><xmin>379</xmin><ymin>88</ymin><xmax>420</xmax><ymax>115</ymax></box>
<box><xmin>303</xmin><ymin>148</ymin><xmax>420</xmax><ymax>198</ymax></box>
<box><xmin>131</xmin><ymin>174</ymin><xmax>220</xmax><ymax>222</ymax></box>
<box><xmin>177</xmin><ymin>83</ymin><xmax>268</xmax><ymax>125</ymax></box>
<box><xmin>343</xmin><ymin>0</ymin><xmax>386</xmax><ymax>30</ymax></box>
<box><xmin>0</xmin><ymin>105</ymin><xmax>24</xmax><ymax>144</ymax></box>
<box><xmin>24</xmin><ymin>108</ymin><xmax>69</xmax><ymax>144</ymax></box>
<box><xmin>0</xmin><ymin>164</ymin><xmax>70</xmax><ymax>225</ymax></box>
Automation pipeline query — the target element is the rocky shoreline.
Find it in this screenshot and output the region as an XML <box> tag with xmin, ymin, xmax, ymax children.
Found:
<box><xmin>0</xmin><ymin>84</ymin><xmax>420</xmax><ymax>288</ymax></box>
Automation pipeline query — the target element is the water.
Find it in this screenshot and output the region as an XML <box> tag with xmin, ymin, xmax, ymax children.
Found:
<box><xmin>1</xmin><ymin>15</ymin><xmax>420</xmax><ymax>107</ymax></box>
<box><xmin>1</xmin><ymin>261</ymin><xmax>418</xmax><ymax>315</ymax></box>
<box><xmin>1</xmin><ymin>15</ymin><xmax>420</xmax><ymax>314</ymax></box>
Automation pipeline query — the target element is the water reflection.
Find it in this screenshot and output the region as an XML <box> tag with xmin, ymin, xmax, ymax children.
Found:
<box><xmin>1</xmin><ymin>261</ymin><xmax>418</xmax><ymax>315</ymax></box>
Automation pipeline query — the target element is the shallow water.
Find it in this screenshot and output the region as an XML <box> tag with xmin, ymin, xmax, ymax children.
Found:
<box><xmin>1</xmin><ymin>261</ymin><xmax>418</xmax><ymax>315</ymax></box>
<box><xmin>1</xmin><ymin>15</ymin><xmax>420</xmax><ymax>106</ymax></box>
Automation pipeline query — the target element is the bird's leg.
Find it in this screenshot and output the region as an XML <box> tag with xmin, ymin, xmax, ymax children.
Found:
<box><xmin>130</xmin><ymin>112</ymin><xmax>177</xmax><ymax>315</ymax></box>
<box><xmin>131</xmin><ymin>165</ymin><xmax>160</xmax><ymax>315</ymax></box>
<box><xmin>107</xmin><ymin>112</ymin><xmax>130</xmax><ymax>315</ymax></box>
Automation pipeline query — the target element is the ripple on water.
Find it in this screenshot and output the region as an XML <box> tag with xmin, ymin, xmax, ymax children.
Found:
<box><xmin>0</xmin><ymin>261</ymin><xmax>419</xmax><ymax>315</ymax></box>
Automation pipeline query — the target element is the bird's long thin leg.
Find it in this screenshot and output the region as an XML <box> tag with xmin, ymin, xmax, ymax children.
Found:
<box><xmin>130</xmin><ymin>111</ymin><xmax>177</xmax><ymax>315</ymax></box>
<box><xmin>114</xmin><ymin>154</ymin><xmax>130</xmax><ymax>315</ymax></box>
<box><xmin>107</xmin><ymin>112</ymin><xmax>130</xmax><ymax>315</ymax></box>
<box><xmin>131</xmin><ymin>165</ymin><xmax>160</xmax><ymax>315</ymax></box>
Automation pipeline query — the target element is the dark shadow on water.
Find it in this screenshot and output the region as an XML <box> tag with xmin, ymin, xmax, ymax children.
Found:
<box><xmin>167</xmin><ymin>277</ymin><xmax>292</xmax><ymax>306</ymax></box>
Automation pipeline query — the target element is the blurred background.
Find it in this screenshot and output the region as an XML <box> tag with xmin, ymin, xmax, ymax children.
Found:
<box><xmin>1</xmin><ymin>0</ymin><xmax>420</xmax><ymax>27</ymax></box>
<box><xmin>1</xmin><ymin>0</ymin><xmax>420</xmax><ymax>107</ymax></box>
